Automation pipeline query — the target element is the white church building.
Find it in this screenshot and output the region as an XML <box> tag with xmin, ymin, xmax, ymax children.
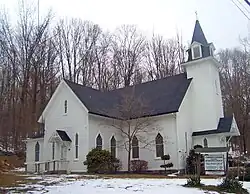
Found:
<box><xmin>24</xmin><ymin>20</ymin><xmax>240</xmax><ymax>174</ymax></box>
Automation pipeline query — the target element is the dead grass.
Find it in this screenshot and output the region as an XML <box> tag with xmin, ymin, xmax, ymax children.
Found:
<box><xmin>98</xmin><ymin>173</ymin><xmax>221</xmax><ymax>179</ymax></box>
<box><xmin>0</xmin><ymin>172</ymin><xmax>37</xmax><ymax>188</ymax></box>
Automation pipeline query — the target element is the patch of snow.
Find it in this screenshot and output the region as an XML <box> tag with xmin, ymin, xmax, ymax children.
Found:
<box><xmin>5</xmin><ymin>174</ymin><xmax>250</xmax><ymax>194</ymax></box>
<box><xmin>12</xmin><ymin>167</ymin><xmax>25</xmax><ymax>172</ymax></box>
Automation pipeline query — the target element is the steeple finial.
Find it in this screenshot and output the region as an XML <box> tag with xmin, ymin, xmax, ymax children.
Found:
<box><xmin>195</xmin><ymin>11</ymin><xmax>198</xmax><ymax>20</ymax></box>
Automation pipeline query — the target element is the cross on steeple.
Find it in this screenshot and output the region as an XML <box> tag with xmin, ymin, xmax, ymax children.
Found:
<box><xmin>195</xmin><ymin>11</ymin><xmax>198</xmax><ymax>20</ymax></box>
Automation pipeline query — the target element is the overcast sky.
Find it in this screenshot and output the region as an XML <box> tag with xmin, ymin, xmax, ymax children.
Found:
<box><xmin>1</xmin><ymin>0</ymin><xmax>250</xmax><ymax>50</ymax></box>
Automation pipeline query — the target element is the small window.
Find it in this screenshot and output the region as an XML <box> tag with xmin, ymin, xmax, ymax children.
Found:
<box><xmin>215</xmin><ymin>80</ymin><xmax>219</xmax><ymax>94</ymax></box>
<box><xmin>204</xmin><ymin>138</ymin><xmax>208</xmax><ymax>148</ymax></box>
<box><xmin>155</xmin><ymin>133</ymin><xmax>164</xmax><ymax>158</ymax></box>
<box><xmin>52</xmin><ymin>142</ymin><xmax>55</xmax><ymax>160</ymax></box>
<box><xmin>210</xmin><ymin>47</ymin><xmax>214</xmax><ymax>56</ymax></box>
<box><xmin>192</xmin><ymin>45</ymin><xmax>202</xmax><ymax>59</ymax></box>
<box><xmin>35</xmin><ymin>142</ymin><xmax>40</xmax><ymax>162</ymax></box>
<box><xmin>96</xmin><ymin>134</ymin><xmax>102</xmax><ymax>149</ymax></box>
<box><xmin>64</xmin><ymin>100</ymin><xmax>68</xmax><ymax>114</ymax></box>
<box><xmin>111</xmin><ymin>136</ymin><xmax>116</xmax><ymax>158</ymax></box>
<box><xmin>132</xmin><ymin>136</ymin><xmax>139</xmax><ymax>159</ymax></box>
<box><xmin>75</xmin><ymin>133</ymin><xmax>79</xmax><ymax>159</ymax></box>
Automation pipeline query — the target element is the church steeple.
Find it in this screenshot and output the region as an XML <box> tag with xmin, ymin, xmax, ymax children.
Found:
<box><xmin>187</xmin><ymin>20</ymin><xmax>215</xmax><ymax>62</ymax></box>
<box><xmin>191</xmin><ymin>20</ymin><xmax>208</xmax><ymax>45</ymax></box>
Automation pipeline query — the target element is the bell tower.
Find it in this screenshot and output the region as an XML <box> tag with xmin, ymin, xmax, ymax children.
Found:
<box><xmin>181</xmin><ymin>20</ymin><xmax>224</xmax><ymax>132</ymax></box>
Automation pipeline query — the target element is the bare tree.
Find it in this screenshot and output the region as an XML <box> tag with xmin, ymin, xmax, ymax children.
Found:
<box><xmin>111</xmin><ymin>25</ymin><xmax>146</xmax><ymax>87</ymax></box>
<box><xmin>105</xmin><ymin>88</ymin><xmax>158</xmax><ymax>172</ymax></box>
<box><xmin>145</xmin><ymin>33</ymin><xmax>185</xmax><ymax>80</ymax></box>
<box><xmin>55</xmin><ymin>19</ymin><xmax>101</xmax><ymax>85</ymax></box>
<box><xmin>0</xmin><ymin>3</ymin><xmax>58</xmax><ymax>151</ymax></box>
<box><xmin>219</xmin><ymin>47</ymin><xmax>250</xmax><ymax>153</ymax></box>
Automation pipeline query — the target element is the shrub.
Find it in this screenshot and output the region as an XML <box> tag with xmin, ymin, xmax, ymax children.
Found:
<box><xmin>218</xmin><ymin>175</ymin><xmax>249</xmax><ymax>194</ymax></box>
<box><xmin>186</xmin><ymin>149</ymin><xmax>205</xmax><ymax>175</ymax></box>
<box><xmin>185</xmin><ymin>176</ymin><xmax>203</xmax><ymax>187</ymax></box>
<box><xmin>130</xmin><ymin>160</ymin><xmax>148</xmax><ymax>172</ymax></box>
<box><xmin>84</xmin><ymin>148</ymin><xmax>121</xmax><ymax>173</ymax></box>
<box><xmin>239</xmin><ymin>167</ymin><xmax>250</xmax><ymax>181</ymax></box>
<box><xmin>160</xmin><ymin>154</ymin><xmax>173</xmax><ymax>173</ymax></box>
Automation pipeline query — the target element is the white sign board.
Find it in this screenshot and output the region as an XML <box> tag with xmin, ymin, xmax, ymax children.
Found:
<box><xmin>204</xmin><ymin>154</ymin><xmax>225</xmax><ymax>174</ymax></box>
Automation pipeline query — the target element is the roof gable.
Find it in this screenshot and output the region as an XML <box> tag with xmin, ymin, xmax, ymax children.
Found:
<box><xmin>64</xmin><ymin>73</ymin><xmax>192</xmax><ymax>119</ymax></box>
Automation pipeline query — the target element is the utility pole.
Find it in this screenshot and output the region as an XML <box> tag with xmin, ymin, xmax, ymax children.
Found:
<box><xmin>38</xmin><ymin>0</ymin><xmax>40</xmax><ymax>27</ymax></box>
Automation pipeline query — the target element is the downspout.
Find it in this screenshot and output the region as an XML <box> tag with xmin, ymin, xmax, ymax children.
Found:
<box><xmin>174</xmin><ymin>113</ymin><xmax>180</xmax><ymax>171</ymax></box>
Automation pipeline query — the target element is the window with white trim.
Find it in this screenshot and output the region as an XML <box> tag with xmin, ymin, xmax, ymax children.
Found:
<box><xmin>192</xmin><ymin>45</ymin><xmax>202</xmax><ymax>59</ymax></box>
<box><xmin>132</xmin><ymin>136</ymin><xmax>139</xmax><ymax>159</ymax></box>
<box><xmin>35</xmin><ymin>142</ymin><xmax>40</xmax><ymax>162</ymax></box>
<box><xmin>203</xmin><ymin>138</ymin><xmax>208</xmax><ymax>148</ymax></box>
<box><xmin>52</xmin><ymin>142</ymin><xmax>55</xmax><ymax>160</ymax></box>
<box><xmin>110</xmin><ymin>136</ymin><xmax>116</xmax><ymax>158</ymax></box>
<box><xmin>155</xmin><ymin>133</ymin><xmax>164</xmax><ymax>158</ymax></box>
<box><xmin>75</xmin><ymin>133</ymin><xmax>79</xmax><ymax>159</ymax></box>
<box><xmin>215</xmin><ymin>80</ymin><xmax>219</xmax><ymax>95</ymax></box>
<box><xmin>210</xmin><ymin>47</ymin><xmax>214</xmax><ymax>56</ymax></box>
<box><xmin>64</xmin><ymin>100</ymin><xmax>68</xmax><ymax>114</ymax></box>
<box><xmin>96</xmin><ymin>134</ymin><xmax>102</xmax><ymax>149</ymax></box>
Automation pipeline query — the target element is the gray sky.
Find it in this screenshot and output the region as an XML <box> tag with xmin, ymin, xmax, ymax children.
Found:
<box><xmin>1</xmin><ymin>0</ymin><xmax>249</xmax><ymax>50</ymax></box>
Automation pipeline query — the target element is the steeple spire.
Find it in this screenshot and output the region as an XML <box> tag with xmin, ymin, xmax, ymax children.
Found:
<box><xmin>185</xmin><ymin>19</ymin><xmax>215</xmax><ymax>62</ymax></box>
<box><xmin>191</xmin><ymin>20</ymin><xmax>208</xmax><ymax>45</ymax></box>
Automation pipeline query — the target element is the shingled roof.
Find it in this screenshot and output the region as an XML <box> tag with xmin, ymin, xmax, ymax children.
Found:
<box><xmin>191</xmin><ymin>20</ymin><xmax>208</xmax><ymax>45</ymax></box>
<box><xmin>64</xmin><ymin>73</ymin><xmax>192</xmax><ymax>119</ymax></box>
<box><xmin>56</xmin><ymin>130</ymin><xmax>72</xmax><ymax>142</ymax></box>
<box><xmin>192</xmin><ymin>116</ymin><xmax>234</xmax><ymax>136</ymax></box>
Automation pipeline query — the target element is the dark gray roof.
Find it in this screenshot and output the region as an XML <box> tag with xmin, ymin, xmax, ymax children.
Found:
<box><xmin>191</xmin><ymin>20</ymin><xmax>208</xmax><ymax>45</ymax></box>
<box><xmin>194</xmin><ymin>147</ymin><xmax>230</xmax><ymax>153</ymax></box>
<box><xmin>64</xmin><ymin>73</ymin><xmax>192</xmax><ymax>119</ymax></box>
<box><xmin>187</xmin><ymin>20</ymin><xmax>212</xmax><ymax>62</ymax></box>
<box><xmin>56</xmin><ymin>130</ymin><xmax>72</xmax><ymax>142</ymax></box>
<box><xmin>192</xmin><ymin>116</ymin><xmax>233</xmax><ymax>136</ymax></box>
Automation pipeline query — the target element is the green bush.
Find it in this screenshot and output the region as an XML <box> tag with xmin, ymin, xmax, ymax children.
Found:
<box><xmin>239</xmin><ymin>167</ymin><xmax>250</xmax><ymax>181</ymax></box>
<box><xmin>84</xmin><ymin>148</ymin><xmax>121</xmax><ymax>173</ymax></box>
<box><xmin>160</xmin><ymin>154</ymin><xmax>173</xmax><ymax>173</ymax></box>
<box><xmin>186</xmin><ymin>149</ymin><xmax>205</xmax><ymax>175</ymax></box>
<box><xmin>218</xmin><ymin>175</ymin><xmax>249</xmax><ymax>194</ymax></box>
<box><xmin>185</xmin><ymin>176</ymin><xmax>203</xmax><ymax>187</ymax></box>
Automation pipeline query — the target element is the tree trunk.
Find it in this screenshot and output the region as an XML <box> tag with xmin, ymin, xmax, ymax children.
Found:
<box><xmin>128</xmin><ymin>144</ymin><xmax>131</xmax><ymax>172</ymax></box>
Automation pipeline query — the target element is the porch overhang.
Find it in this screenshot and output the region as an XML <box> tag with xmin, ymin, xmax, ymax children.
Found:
<box><xmin>194</xmin><ymin>147</ymin><xmax>230</xmax><ymax>154</ymax></box>
<box><xmin>192</xmin><ymin>116</ymin><xmax>240</xmax><ymax>137</ymax></box>
<box><xmin>48</xmin><ymin>130</ymin><xmax>72</xmax><ymax>145</ymax></box>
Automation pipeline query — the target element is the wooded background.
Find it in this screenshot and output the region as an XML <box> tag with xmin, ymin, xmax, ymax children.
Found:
<box><xmin>0</xmin><ymin>3</ymin><xmax>249</xmax><ymax>154</ymax></box>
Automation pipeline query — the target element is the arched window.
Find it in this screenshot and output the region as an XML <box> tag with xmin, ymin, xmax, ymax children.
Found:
<box><xmin>96</xmin><ymin>134</ymin><xmax>102</xmax><ymax>149</ymax></box>
<box><xmin>155</xmin><ymin>133</ymin><xmax>164</xmax><ymax>158</ymax></box>
<box><xmin>52</xmin><ymin>142</ymin><xmax>55</xmax><ymax>160</ymax></box>
<box><xmin>132</xmin><ymin>136</ymin><xmax>139</xmax><ymax>159</ymax></box>
<box><xmin>203</xmin><ymin>138</ymin><xmax>208</xmax><ymax>148</ymax></box>
<box><xmin>75</xmin><ymin>133</ymin><xmax>79</xmax><ymax>159</ymax></box>
<box><xmin>64</xmin><ymin>100</ymin><xmax>68</xmax><ymax>114</ymax></box>
<box><xmin>35</xmin><ymin>142</ymin><xmax>40</xmax><ymax>162</ymax></box>
<box><xmin>111</xmin><ymin>136</ymin><xmax>116</xmax><ymax>158</ymax></box>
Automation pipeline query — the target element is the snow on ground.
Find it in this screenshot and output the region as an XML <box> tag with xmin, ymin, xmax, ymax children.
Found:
<box><xmin>3</xmin><ymin>174</ymin><xmax>250</xmax><ymax>194</ymax></box>
<box><xmin>12</xmin><ymin>167</ymin><xmax>25</xmax><ymax>172</ymax></box>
